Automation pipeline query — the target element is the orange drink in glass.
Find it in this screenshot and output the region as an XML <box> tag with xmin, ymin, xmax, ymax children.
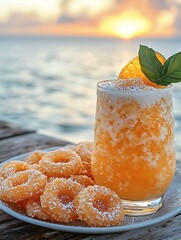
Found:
<box><xmin>92</xmin><ymin>79</ymin><xmax>176</xmax><ymax>215</ymax></box>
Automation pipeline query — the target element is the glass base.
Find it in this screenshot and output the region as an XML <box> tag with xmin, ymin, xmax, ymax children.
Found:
<box><xmin>122</xmin><ymin>197</ymin><xmax>163</xmax><ymax>216</ymax></box>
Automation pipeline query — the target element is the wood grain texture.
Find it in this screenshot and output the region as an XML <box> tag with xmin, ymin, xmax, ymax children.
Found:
<box><xmin>0</xmin><ymin>121</ymin><xmax>35</xmax><ymax>140</ymax></box>
<box><xmin>0</xmin><ymin>122</ymin><xmax>181</xmax><ymax>240</ymax></box>
<box><xmin>0</xmin><ymin>133</ymin><xmax>71</xmax><ymax>163</ymax></box>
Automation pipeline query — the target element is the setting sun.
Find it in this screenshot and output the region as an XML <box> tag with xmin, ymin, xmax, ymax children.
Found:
<box><xmin>100</xmin><ymin>11</ymin><xmax>150</xmax><ymax>39</ymax></box>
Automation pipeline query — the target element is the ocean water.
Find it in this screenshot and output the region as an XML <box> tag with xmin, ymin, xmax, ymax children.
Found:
<box><xmin>0</xmin><ymin>36</ymin><xmax>181</xmax><ymax>154</ymax></box>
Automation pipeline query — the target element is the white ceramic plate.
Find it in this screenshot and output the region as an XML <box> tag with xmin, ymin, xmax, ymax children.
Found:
<box><xmin>0</xmin><ymin>148</ymin><xmax>181</xmax><ymax>234</ymax></box>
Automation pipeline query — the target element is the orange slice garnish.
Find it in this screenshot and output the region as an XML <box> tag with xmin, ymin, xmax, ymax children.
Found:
<box><xmin>118</xmin><ymin>52</ymin><xmax>166</xmax><ymax>88</ymax></box>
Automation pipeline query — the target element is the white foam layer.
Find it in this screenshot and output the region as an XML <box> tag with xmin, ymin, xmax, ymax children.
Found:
<box><xmin>97</xmin><ymin>79</ymin><xmax>172</xmax><ymax>108</ymax></box>
<box><xmin>102</xmin><ymin>79</ymin><xmax>149</xmax><ymax>91</ymax></box>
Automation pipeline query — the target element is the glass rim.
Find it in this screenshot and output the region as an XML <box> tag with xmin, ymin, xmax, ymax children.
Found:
<box><xmin>97</xmin><ymin>79</ymin><xmax>173</xmax><ymax>93</ymax></box>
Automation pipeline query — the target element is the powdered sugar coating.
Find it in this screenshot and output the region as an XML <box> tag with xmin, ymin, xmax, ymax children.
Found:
<box><xmin>76</xmin><ymin>142</ymin><xmax>93</xmax><ymax>162</ymax></box>
<box><xmin>0</xmin><ymin>169</ymin><xmax>47</xmax><ymax>203</ymax></box>
<box><xmin>75</xmin><ymin>185</ymin><xmax>124</xmax><ymax>227</ymax></box>
<box><xmin>30</xmin><ymin>163</ymin><xmax>41</xmax><ymax>172</ymax></box>
<box><xmin>0</xmin><ymin>176</ymin><xmax>4</xmax><ymax>198</ymax></box>
<box><xmin>0</xmin><ymin>160</ymin><xmax>30</xmax><ymax>179</ymax></box>
<box><xmin>69</xmin><ymin>175</ymin><xmax>95</xmax><ymax>187</ymax></box>
<box><xmin>26</xmin><ymin>194</ymin><xmax>54</xmax><ymax>221</ymax></box>
<box><xmin>39</xmin><ymin>149</ymin><xmax>82</xmax><ymax>178</ymax></box>
<box><xmin>40</xmin><ymin>178</ymin><xmax>82</xmax><ymax>222</ymax></box>
<box><xmin>25</xmin><ymin>151</ymin><xmax>45</xmax><ymax>165</ymax></box>
<box><xmin>75</xmin><ymin>142</ymin><xmax>93</xmax><ymax>177</ymax></box>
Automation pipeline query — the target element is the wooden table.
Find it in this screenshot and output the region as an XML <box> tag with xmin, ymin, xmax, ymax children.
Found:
<box><xmin>0</xmin><ymin>120</ymin><xmax>181</xmax><ymax>240</ymax></box>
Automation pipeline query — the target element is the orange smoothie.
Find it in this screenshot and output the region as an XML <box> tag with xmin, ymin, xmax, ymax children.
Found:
<box><xmin>92</xmin><ymin>79</ymin><xmax>176</xmax><ymax>202</ymax></box>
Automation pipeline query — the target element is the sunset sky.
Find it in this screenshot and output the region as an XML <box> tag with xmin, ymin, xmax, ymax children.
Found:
<box><xmin>0</xmin><ymin>0</ymin><xmax>181</xmax><ymax>39</ymax></box>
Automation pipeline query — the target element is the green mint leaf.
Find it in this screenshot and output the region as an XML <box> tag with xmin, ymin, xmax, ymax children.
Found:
<box><xmin>139</xmin><ymin>45</ymin><xmax>163</xmax><ymax>83</ymax></box>
<box><xmin>138</xmin><ymin>45</ymin><xmax>181</xmax><ymax>86</ymax></box>
<box><xmin>156</xmin><ymin>51</ymin><xmax>181</xmax><ymax>86</ymax></box>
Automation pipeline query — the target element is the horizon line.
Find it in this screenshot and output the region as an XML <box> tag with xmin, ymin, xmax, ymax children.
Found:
<box><xmin>0</xmin><ymin>34</ymin><xmax>181</xmax><ymax>40</ymax></box>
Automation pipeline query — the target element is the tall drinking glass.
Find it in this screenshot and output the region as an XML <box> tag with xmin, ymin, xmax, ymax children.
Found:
<box><xmin>92</xmin><ymin>79</ymin><xmax>176</xmax><ymax>215</ymax></box>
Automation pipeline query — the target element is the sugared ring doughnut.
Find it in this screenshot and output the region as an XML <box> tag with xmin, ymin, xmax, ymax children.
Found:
<box><xmin>40</xmin><ymin>178</ymin><xmax>82</xmax><ymax>222</ymax></box>
<box><xmin>0</xmin><ymin>176</ymin><xmax>4</xmax><ymax>198</ymax></box>
<box><xmin>76</xmin><ymin>142</ymin><xmax>93</xmax><ymax>162</ymax></box>
<box><xmin>26</xmin><ymin>194</ymin><xmax>54</xmax><ymax>221</ymax></box>
<box><xmin>69</xmin><ymin>175</ymin><xmax>95</xmax><ymax>188</ymax></box>
<box><xmin>25</xmin><ymin>151</ymin><xmax>45</xmax><ymax>165</ymax></box>
<box><xmin>30</xmin><ymin>163</ymin><xmax>41</xmax><ymax>172</ymax></box>
<box><xmin>0</xmin><ymin>169</ymin><xmax>47</xmax><ymax>203</ymax></box>
<box><xmin>79</xmin><ymin>161</ymin><xmax>92</xmax><ymax>177</ymax></box>
<box><xmin>60</xmin><ymin>145</ymin><xmax>76</xmax><ymax>151</ymax></box>
<box><xmin>39</xmin><ymin>150</ymin><xmax>82</xmax><ymax>178</ymax></box>
<box><xmin>0</xmin><ymin>160</ymin><xmax>30</xmax><ymax>179</ymax></box>
<box><xmin>47</xmin><ymin>176</ymin><xmax>57</xmax><ymax>182</ymax></box>
<box><xmin>75</xmin><ymin>185</ymin><xmax>124</xmax><ymax>227</ymax></box>
<box><xmin>75</xmin><ymin>142</ymin><xmax>93</xmax><ymax>177</ymax></box>
<box><xmin>0</xmin><ymin>175</ymin><xmax>4</xmax><ymax>183</ymax></box>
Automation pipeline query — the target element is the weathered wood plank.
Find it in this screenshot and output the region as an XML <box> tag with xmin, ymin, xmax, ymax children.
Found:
<box><xmin>0</xmin><ymin>211</ymin><xmax>79</xmax><ymax>240</ymax></box>
<box><xmin>0</xmin><ymin>210</ymin><xmax>180</xmax><ymax>240</ymax></box>
<box><xmin>0</xmin><ymin>120</ymin><xmax>35</xmax><ymax>140</ymax></box>
<box><xmin>65</xmin><ymin>214</ymin><xmax>181</xmax><ymax>240</ymax></box>
<box><xmin>0</xmin><ymin>128</ymin><xmax>36</xmax><ymax>141</ymax></box>
<box><xmin>0</xmin><ymin>133</ymin><xmax>71</xmax><ymax>163</ymax></box>
<box><xmin>0</xmin><ymin>120</ymin><xmax>18</xmax><ymax>128</ymax></box>
<box><xmin>177</xmin><ymin>160</ymin><xmax>181</xmax><ymax>170</ymax></box>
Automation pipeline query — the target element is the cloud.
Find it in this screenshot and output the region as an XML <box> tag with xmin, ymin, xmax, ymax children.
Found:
<box><xmin>57</xmin><ymin>14</ymin><xmax>88</xmax><ymax>24</ymax></box>
<box><xmin>0</xmin><ymin>0</ymin><xmax>180</xmax><ymax>37</ymax></box>
<box><xmin>0</xmin><ymin>12</ymin><xmax>46</xmax><ymax>29</ymax></box>
<box><xmin>150</xmin><ymin>0</ymin><xmax>181</xmax><ymax>36</ymax></box>
<box><xmin>172</xmin><ymin>0</ymin><xmax>181</xmax><ymax>35</ymax></box>
<box><xmin>58</xmin><ymin>0</ymin><xmax>114</xmax><ymax>22</ymax></box>
<box><xmin>149</xmin><ymin>0</ymin><xmax>171</xmax><ymax>10</ymax></box>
